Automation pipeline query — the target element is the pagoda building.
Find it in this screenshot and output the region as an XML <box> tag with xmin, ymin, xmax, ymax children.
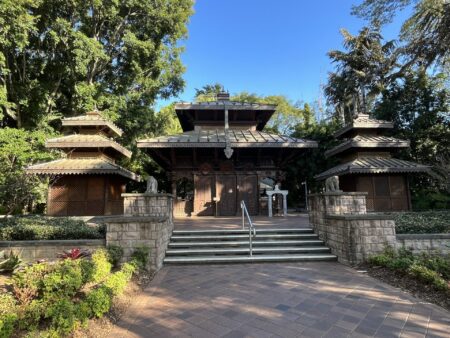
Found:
<box><xmin>315</xmin><ymin>113</ymin><xmax>429</xmax><ymax>211</ymax></box>
<box><xmin>137</xmin><ymin>93</ymin><xmax>318</xmax><ymax>217</ymax></box>
<box><xmin>26</xmin><ymin>111</ymin><xmax>139</xmax><ymax>216</ymax></box>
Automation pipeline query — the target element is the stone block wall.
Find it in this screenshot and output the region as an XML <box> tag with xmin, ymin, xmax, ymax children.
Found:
<box><xmin>0</xmin><ymin>240</ymin><xmax>105</xmax><ymax>262</ymax></box>
<box><xmin>308</xmin><ymin>192</ymin><xmax>396</xmax><ymax>265</ymax></box>
<box><xmin>309</xmin><ymin>192</ymin><xmax>367</xmax><ymax>244</ymax></box>
<box><xmin>123</xmin><ymin>193</ymin><xmax>173</xmax><ymax>218</ymax></box>
<box><xmin>396</xmin><ymin>234</ymin><xmax>450</xmax><ymax>255</ymax></box>
<box><xmin>105</xmin><ymin>216</ymin><xmax>173</xmax><ymax>271</ymax></box>
<box><xmin>324</xmin><ymin>215</ymin><xmax>396</xmax><ymax>265</ymax></box>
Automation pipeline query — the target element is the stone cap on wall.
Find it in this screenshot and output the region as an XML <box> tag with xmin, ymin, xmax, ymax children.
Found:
<box><xmin>325</xmin><ymin>213</ymin><xmax>393</xmax><ymax>220</ymax></box>
<box><xmin>396</xmin><ymin>233</ymin><xmax>450</xmax><ymax>240</ymax></box>
<box><xmin>0</xmin><ymin>239</ymin><xmax>105</xmax><ymax>247</ymax></box>
<box><xmin>121</xmin><ymin>193</ymin><xmax>173</xmax><ymax>198</ymax></box>
<box><xmin>102</xmin><ymin>215</ymin><xmax>169</xmax><ymax>223</ymax></box>
<box><xmin>308</xmin><ymin>192</ymin><xmax>368</xmax><ymax>197</ymax></box>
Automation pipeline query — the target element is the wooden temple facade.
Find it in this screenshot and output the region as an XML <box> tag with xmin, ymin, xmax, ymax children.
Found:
<box><xmin>315</xmin><ymin>113</ymin><xmax>429</xmax><ymax>211</ymax></box>
<box><xmin>138</xmin><ymin>93</ymin><xmax>317</xmax><ymax>217</ymax></box>
<box><xmin>26</xmin><ymin>111</ymin><xmax>139</xmax><ymax>216</ymax></box>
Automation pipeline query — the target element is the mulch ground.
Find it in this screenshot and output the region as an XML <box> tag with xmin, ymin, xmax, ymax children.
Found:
<box><xmin>362</xmin><ymin>265</ymin><xmax>450</xmax><ymax>312</ymax></box>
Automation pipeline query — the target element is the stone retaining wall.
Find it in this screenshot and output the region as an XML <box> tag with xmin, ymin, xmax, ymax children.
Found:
<box><xmin>309</xmin><ymin>192</ymin><xmax>396</xmax><ymax>265</ymax></box>
<box><xmin>0</xmin><ymin>239</ymin><xmax>105</xmax><ymax>262</ymax></box>
<box><xmin>396</xmin><ymin>233</ymin><xmax>450</xmax><ymax>255</ymax></box>
<box><xmin>105</xmin><ymin>216</ymin><xmax>173</xmax><ymax>271</ymax></box>
<box><xmin>324</xmin><ymin>214</ymin><xmax>396</xmax><ymax>265</ymax></box>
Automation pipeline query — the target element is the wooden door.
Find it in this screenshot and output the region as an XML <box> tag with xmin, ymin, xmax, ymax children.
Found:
<box><xmin>238</xmin><ymin>175</ymin><xmax>258</xmax><ymax>215</ymax></box>
<box><xmin>194</xmin><ymin>175</ymin><xmax>214</xmax><ymax>216</ymax></box>
<box><xmin>216</xmin><ymin>175</ymin><xmax>237</xmax><ymax>216</ymax></box>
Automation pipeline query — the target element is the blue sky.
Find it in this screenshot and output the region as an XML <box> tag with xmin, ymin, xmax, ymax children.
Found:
<box><xmin>159</xmin><ymin>0</ymin><xmax>411</xmax><ymax>109</ymax></box>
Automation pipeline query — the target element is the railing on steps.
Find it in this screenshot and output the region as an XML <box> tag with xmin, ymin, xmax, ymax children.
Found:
<box><xmin>241</xmin><ymin>200</ymin><xmax>256</xmax><ymax>256</ymax></box>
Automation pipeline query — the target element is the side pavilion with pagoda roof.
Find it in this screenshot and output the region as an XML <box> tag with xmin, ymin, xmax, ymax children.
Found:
<box><xmin>26</xmin><ymin>111</ymin><xmax>140</xmax><ymax>216</ymax></box>
<box><xmin>315</xmin><ymin>113</ymin><xmax>429</xmax><ymax>211</ymax></box>
<box><xmin>137</xmin><ymin>93</ymin><xmax>318</xmax><ymax>217</ymax></box>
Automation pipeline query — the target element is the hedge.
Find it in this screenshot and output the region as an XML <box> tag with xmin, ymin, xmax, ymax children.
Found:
<box><xmin>391</xmin><ymin>210</ymin><xmax>450</xmax><ymax>234</ymax></box>
<box><xmin>0</xmin><ymin>216</ymin><xmax>105</xmax><ymax>240</ymax></box>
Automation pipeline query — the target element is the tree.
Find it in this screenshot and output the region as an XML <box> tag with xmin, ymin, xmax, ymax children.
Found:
<box><xmin>324</xmin><ymin>27</ymin><xmax>398</xmax><ymax>123</ymax></box>
<box><xmin>0</xmin><ymin>0</ymin><xmax>194</xmax><ymax>134</ymax></box>
<box><xmin>194</xmin><ymin>83</ymin><xmax>225</xmax><ymax>102</ymax></box>
<box><xmin>352</xmin><ymin>0</ymin><xmax>450</xmax><ymax>68</ymax></box>
<box><xmin>374</xmin><ymin>69</ymin><xmax>450</xmax><ymax>208</ymax></box>
<box><xmin>0</xmin><ymin>128</ymin><xmax>56</xmax><ymax>214</ymax></box>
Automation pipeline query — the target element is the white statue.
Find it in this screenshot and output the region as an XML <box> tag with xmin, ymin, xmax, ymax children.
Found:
<box><xmin>325</xmin><ymin>175</ymin><xmax>341</xmax><ymax>192</ymax></box>
<box><xmin>146</xmin><ymin>176</ymin><xmax>158</xmax><ymax>193</ymax></box>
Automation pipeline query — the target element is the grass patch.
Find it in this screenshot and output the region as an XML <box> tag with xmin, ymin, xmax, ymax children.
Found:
<box><xmin>0</xmin><ymin>216</ymin><xmax>105</xmax><ymax>240</ymax></box>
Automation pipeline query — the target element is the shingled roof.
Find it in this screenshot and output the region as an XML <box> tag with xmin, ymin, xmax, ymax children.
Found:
<box><xmin>46</xmin><ymin>134</ymin><xmax>132</xmax><ymax>158</ymax></box>
<box><xmin>137</xmin><ymin>129</ymin><xmax>318</xmax><ymax>149</ymax></box>
<box><xmin>26</xmin><ymin>158</ymin><xmax>140</xmax><ymax>181</ymax></box>
<box><xmin>62</xmin><ymin>111</ymin><xmax>123</xmax><ymax>137</ymax></box>
<box><xmin>315</xmin><ymin>157</ymin><xmax>430</xmax><ymax>180</ymax></box>
<box><xmin>325</xmin><ymin>135</ymin><xmax>409</xmax><ymax>158</ymax></box>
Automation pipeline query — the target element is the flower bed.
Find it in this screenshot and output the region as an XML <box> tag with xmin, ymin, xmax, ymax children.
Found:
<box><xmin>366</xmin><ymin>246</ymin><xmax>450</xmax><ymax>310</ymax></box>
<box><xmin>0</xmin><ymin>216</ymin><xmax>105</xmax><ymax>240</ymax></box>
<box><xmin>0</xmin><ymin>247</ymin><xmax>146</xmax><ymax>337</ymax></box>
<box><xmin>388</xmin><ymin>210</ymin><xmax>450</xmax><ymax>234</ymax></box>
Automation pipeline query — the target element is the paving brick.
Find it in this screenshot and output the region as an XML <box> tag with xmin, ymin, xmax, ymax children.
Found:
<box><xmin>109</xmin><ymin>262</ymin><xmax>450</xmax><ymax>337</ymax></box>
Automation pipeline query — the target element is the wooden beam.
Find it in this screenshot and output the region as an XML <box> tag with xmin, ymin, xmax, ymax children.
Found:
<box><xmin>150</xmin><ymin>149</ymin><xmax>171</xmax><ymax>168</ymax></box>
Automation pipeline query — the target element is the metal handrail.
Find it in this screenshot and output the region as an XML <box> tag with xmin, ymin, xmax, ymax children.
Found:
<box><xmin>241</xmin><ymin>200</ymin><xmax>256</xmax><ymax>256</ymax></box>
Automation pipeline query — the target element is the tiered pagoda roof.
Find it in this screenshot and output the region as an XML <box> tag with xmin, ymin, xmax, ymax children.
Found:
<box><xmin>138</xmin><ymin>129</ymin><xmax>317</xmax><ymax>149</ymax></box>
<box><xmin>315</xmin><ymin>113</ymin><xmax>429</xmax><ymax>180</ymax></box>
<box><xmin>26</xmin><ymin>111</ymin><xmax>139</xmax><ymax>181</ymax></box>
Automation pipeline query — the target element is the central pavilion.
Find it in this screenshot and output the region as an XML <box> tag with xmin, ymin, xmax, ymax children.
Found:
<box><xmin>138</xmin><ymin>93</ymin><xmax>317</xmax><ymax>217</ymax></box>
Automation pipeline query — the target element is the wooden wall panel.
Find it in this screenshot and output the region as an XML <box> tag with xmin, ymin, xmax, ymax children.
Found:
<box><xmin>238</xmin><ymin>175</ymin><xmax>258</xmax><ymax>215</ymax></box>
<box><xmin>216</xmin><ymin>175</ymin><xmax>237</xmax><ymax>216</ymax></box>
<box><xmin>194</xmin><ymin>175</ymin><xmax>214</xmax><ymax>216</ymax></box>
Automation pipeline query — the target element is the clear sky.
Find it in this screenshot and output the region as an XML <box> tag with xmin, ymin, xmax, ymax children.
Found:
<box><xmin>159</xmin><ymin>0</ymin><xmax>411</xmax><ymax>108</ymax></box>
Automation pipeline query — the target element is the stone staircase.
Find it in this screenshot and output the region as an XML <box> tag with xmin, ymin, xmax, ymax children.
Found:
<box><xmin>163</xmin><ymin>228</ymin><xmax>337</xmax><ymax>264</ymax></box>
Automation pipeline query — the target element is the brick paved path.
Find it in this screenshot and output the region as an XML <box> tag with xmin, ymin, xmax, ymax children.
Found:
<box><xmin>112</xmin><ymin>262</ymin><xmax>450</xmax><ymax>337</ymax></box>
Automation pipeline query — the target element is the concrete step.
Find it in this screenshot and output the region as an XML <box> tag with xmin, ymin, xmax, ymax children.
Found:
<box><xmin>166</xmin><ymin>246</ymin><xmax>331</xmax><ymax>256</ymax></box>
<box><xmin>170</xmin><ymin>233</ymin><xmax>318</xmax><ymax>241</ymax></box>
<box><xmin>168</xmin><ymin>239</ymin><xmax>325</xmax><ymax>248</ymax></box>
<box><xmin>172</xmin><ymin>228</ymin><xmax>314</xmax><ymax>236</ymax></box>
<box><xmin>164</xmin><ymin>254</ymin><xmax>337</xmax><ymax>264</ymax></box>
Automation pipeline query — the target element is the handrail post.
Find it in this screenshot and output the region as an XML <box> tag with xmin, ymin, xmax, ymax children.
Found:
<box><xmin>241</xmin><ymin>201</ymin><xmax>245</xmax><ymax>230</ymax></box>
<box><xmin>240</xmin><ymin>200</ymin><xmax>256</xmax><ymax>257</ymax></box>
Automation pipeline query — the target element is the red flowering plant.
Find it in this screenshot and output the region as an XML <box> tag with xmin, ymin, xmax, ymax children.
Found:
<box><xmin>57</xmin><ymin>248</ymin><xmax>91</xmax><ymax>260</ymax></box>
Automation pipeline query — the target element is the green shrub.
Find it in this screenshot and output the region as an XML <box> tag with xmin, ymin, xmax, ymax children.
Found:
<box><xmin>42</xmin><ymin>260</ymin><xmax>83</xmax><ymax>299</ymax></box>
<box><xmin>0</xmin><ymin>294</ymin><xmax>17</xmax><ymax>338</ymax></box>
<box><xmin>387</xmin><ymin>257</ymin><xmax>414</xmax><ymax>271</ymax></box>
<box><xmin>86</xmin><ymin>286</ymin><xmax>111</xmax><ymax>318</ymax></box>
<box><xmin>107</xmin><ymin>245</ymin><xmax>124</xmax><ymax>268</ymax></box>
<box><xmin>131</xmin><ymin>246</ymin><xmax>150</xmax><ymax>269</ymax></box>
<box><xmin>417</xmin><ymin>253</ymin><xmax>450</xmax><ymax>280</ymax></box>
<box><xmin>17</xmin><ymin>300</ymin><xmax>44</xmax><ymax>331</ymax></box>
<box><xmin>408</xmin><ymin>263</ymin><xmax>448</xmax><ymax>291</ymax></box>
<box><xmin>0</xmin><ymin>216</ymin><xmax>105</xmax><ymax>240</ymax></box>
<box><xmin>12</xmin><ymin>263</ymin><xmax>50</xmax><ymax>304</ymax></box>
<box><xmin>91</xmin><ymin>249</ymin><xmax>112</xmax><ymax>283</ymax></box>
<box><xmin>368</xmin><ymin>254</ymin><xmax>390</xmax><ymax>267</ymax></box>
<box><xmin>44</xmin><ymin>298</ymin><xmax>79</xmax><ymax>336</ymax></box>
